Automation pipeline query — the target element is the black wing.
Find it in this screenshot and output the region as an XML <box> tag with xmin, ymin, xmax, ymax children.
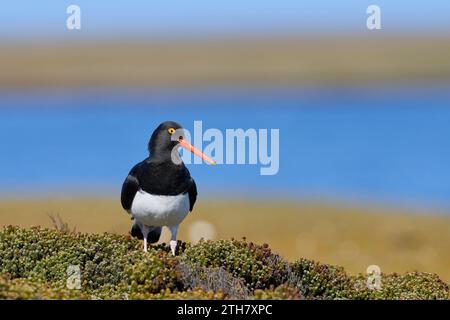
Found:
<box><xmin>188</xmin><ymin>178</ymin><xmax>197</xmax><ymax>212</ymax></box>
<box><xmin>121</xmin><ymin>165</ymin><xmax>141</xmax><ymax>212</ymax></box>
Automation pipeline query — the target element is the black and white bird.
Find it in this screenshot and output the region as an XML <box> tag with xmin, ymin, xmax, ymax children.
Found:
<box><xmin>120</xmin><ymin>121</ymin><xmax>215</xmax><ymax>255</ymax></box>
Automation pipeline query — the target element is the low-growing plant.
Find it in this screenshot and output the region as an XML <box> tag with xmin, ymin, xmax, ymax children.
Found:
<box><xmin>177</xmin><ymin>263</ymin><xmax>250</xmax><ymax>299</ymax></box>
<box><xmin>351</xmin><ymin>272</ymin><xmax>450</xmax><ymax>300</ymax></box>
<box><xmin>0</xmin><ymin>226</ymin><xmax>449</xmax><ymax>300</ymax></box>
<box><xmin>0</xmin><ymin>226</ymin><xmax>180</xmax><ymax>296</ymax></box>
<box><xmin>289</xmin><ymin>258</ymin><xmax>357</xmax><ymax>299</ymax></box>
<box><xmin>180</xmin><ymin>239</ymin><xmax>290</xmax><ymax>291</ymax></box>
<box><xmin>0</xmin><ymin>273</ymin><xmax>88</xmax><ymax>300</ymax></box>
<box><xmin>253</xmin><ymin>284</ymin><xmax>303</xmax><ymax>300</ymax></box>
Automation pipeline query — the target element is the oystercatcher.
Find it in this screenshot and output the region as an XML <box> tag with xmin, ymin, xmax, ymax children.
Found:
<box><xmin>121</xmin><ymin>121</ymin><xmax>215</xmax><ymax>255</ymax></box>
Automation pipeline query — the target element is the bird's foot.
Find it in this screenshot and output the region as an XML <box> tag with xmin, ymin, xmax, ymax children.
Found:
<box><xmin>170</xmin><ymin>240</ymin><xmax>177</xmax><ymax>256</ymax></box>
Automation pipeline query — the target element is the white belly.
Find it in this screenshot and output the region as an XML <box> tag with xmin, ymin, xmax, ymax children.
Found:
<box><xmin>130</xmin><ymin>190</ymin><xmax>190</xmax><ymax>227</ymax></box>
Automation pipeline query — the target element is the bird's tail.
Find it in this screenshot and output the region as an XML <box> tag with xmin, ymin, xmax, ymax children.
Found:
<box><xmin>130</xmin><ymin>221</ymin><xmax>162</xmax><ymax>243</ymax></box>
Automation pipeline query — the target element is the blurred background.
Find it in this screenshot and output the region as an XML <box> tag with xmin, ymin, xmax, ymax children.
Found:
<box><xmin>1</xmin><ymin>1</ymin><xmax>450</xmax><ymax>280</ymax></box>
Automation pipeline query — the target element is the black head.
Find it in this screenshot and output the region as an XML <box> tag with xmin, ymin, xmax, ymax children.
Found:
<box><xmin>147</xmin><ymin>121</ymin><xmax>216</xmax><ymax>165</ymax></box>
<box><xmin>148</xmin><ymin>121</ymin><xmax>184</xmax><ymax>157</ymax></box>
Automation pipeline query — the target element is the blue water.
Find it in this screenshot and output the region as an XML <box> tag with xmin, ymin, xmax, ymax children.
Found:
<box><xmin>0</xmin><ymin>86</ymin><xmax>449</xmax><ymax>209</ymax></box>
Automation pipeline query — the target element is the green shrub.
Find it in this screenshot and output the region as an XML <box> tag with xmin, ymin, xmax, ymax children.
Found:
<box><xmin>122</xmin><ymin>250</ymin><xmax>180</xmax><ymax>294</ymax></box>
<box><xmin>177</xmin><ymin>263</ymin><xmax>250</xmax><ymax>299</ymax></box>
<box><xmin>289</xmin><ymin>258</ymin><xmax>357</xmax><ymax>299</ymax></box>
<box><xmin>0</xmin><ymin>226</ymin><xmax>180</xmax><ymax>296</ymax></box>
<box><xmin>0</xmin><ymin>273</ymin><xmax>88</xmax><ymax>300</ymax></box>
<box><xmin>127</xmin><ymin>288</ymin><xmax>225</xmax><ymax>300</ymax></box>
<box><xmin>180</xmin><ymin>239</ymin><xmax>290</xmax><ymax>290</ymax></box>
<box><xmin>253</xmin><ymin>284</ymin><xmax>302</xmax><ymax>300</ymax></box>
<box><xmin>1</xmin><ymin>226</ymin><xmax>449</xmax><ymax>300</ymax></box>
<box><xmin>352</xmin><ymin>272</ymin><xmax>450</xmax><ymax>300</ymax></box>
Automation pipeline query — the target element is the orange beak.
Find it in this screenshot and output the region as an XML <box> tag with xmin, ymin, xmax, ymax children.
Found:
<box><xmin>178</xmin><ymin>138</ymin><xmax>217</xmax><ymax>165</ymax></box>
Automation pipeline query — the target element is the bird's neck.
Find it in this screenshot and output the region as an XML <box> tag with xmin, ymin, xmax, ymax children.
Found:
<box><xmin>148</xmin><ymin>145</ymin><xmax>183</xmax><ymax>165</ymax></box>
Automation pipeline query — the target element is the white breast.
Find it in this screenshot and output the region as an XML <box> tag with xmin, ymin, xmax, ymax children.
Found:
<box><xmin>130</xmin><ymin>190</ymin><xmax>190</xmax><ymax>227</ymax></box>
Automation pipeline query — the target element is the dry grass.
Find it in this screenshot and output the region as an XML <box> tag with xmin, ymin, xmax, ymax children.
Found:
<box><xmin>1</xmin><ymin>36</ymin><xmax>450</xmax><ymax>88</ymax></box>
<box><xmin>0</xmin><ymin>198</ymin><xmax>449</xmax><ymax>282</ymax></box>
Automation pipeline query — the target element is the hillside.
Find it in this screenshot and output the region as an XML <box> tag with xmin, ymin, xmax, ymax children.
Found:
<box><xmin>1</xmin><ymin>199</ymin><xmax>450</xmax><ymax>282</ymax></box>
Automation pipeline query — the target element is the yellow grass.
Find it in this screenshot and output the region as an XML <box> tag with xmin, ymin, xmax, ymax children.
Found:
<box><xmin>1</xmin><ymin>198</ymin><xmax>450</xmax><ymax>281</ymax></box>
<box><xmin>1</xmin><ymin>36</ymin><xmax>450</xmax><ymax>88</ymax></box>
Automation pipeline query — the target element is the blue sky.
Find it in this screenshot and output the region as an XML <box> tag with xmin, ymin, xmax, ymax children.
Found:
<box><xmin>1</xmin><ymin>1</ymin><xmax>449</xmax><ymax>39</ymax></box>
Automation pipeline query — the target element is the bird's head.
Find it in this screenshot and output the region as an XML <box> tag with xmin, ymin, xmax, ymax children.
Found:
<box><xmin>148</xmin><ymin>121</ymin><xmax>216</xmax><ymax>165</ymax></box>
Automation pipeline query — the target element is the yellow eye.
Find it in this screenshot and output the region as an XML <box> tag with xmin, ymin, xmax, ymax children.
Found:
<box><xmin>168</xmin><ymin>128</ymin><xmax>175</xmax><ymax>135</ymax></box>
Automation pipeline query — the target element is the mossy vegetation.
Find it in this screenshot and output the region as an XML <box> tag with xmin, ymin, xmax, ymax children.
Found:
<box><xmin>0</xmin><ymin>226</ymin><xmax>448</xmax><ymax>300</ymax></box>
